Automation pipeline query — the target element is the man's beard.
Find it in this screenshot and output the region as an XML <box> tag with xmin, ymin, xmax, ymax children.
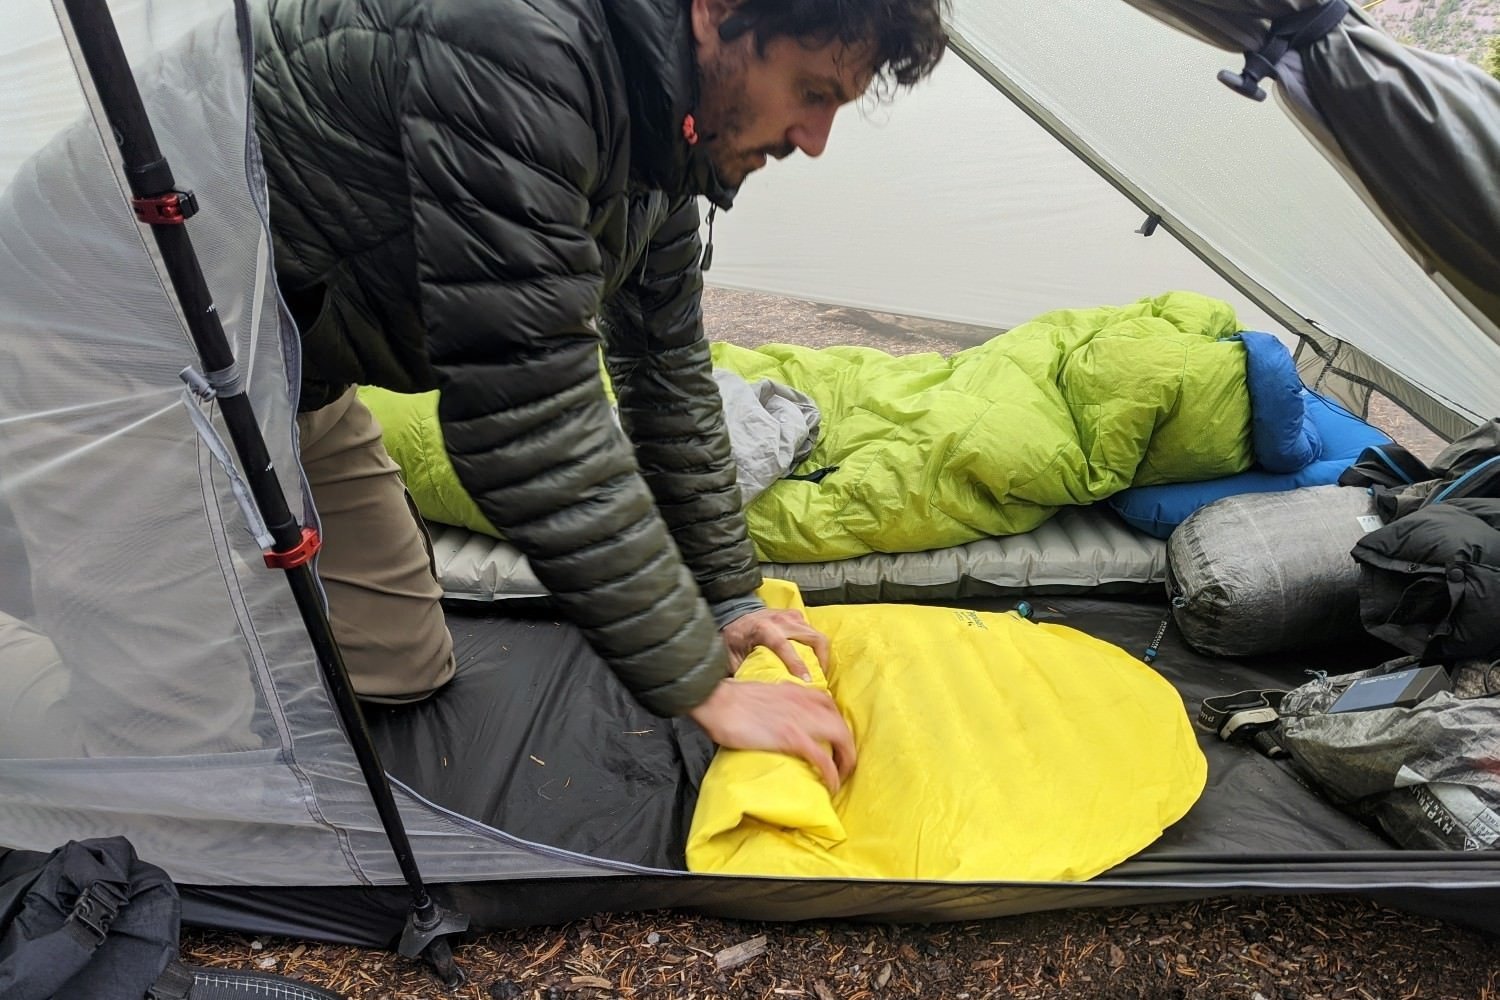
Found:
<box><xmin>696</xmin><ymin>44</ymin><xmax>795</xmax><ymax>187</ymax></box>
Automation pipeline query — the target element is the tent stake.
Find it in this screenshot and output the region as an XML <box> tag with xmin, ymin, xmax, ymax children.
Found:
<box><xmin>54</xmin><ymin>0</ymin><xmax>468</xmax><ymax>983</ymax></box>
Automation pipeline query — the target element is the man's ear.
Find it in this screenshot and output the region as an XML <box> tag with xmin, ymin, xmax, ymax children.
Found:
<box><xmin>690</xmin><ymin>0</ymin><xmax>738</xmax><ymax>48</ymax></box>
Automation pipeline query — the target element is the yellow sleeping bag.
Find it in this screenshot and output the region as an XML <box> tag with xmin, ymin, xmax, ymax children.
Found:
<box><xmin>687</xmin><ymin>581</ymin><xmax>1207</xmax><ymax>881</ymax></box>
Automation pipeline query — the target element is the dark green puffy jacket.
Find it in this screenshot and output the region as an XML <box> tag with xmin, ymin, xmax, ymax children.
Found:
<box><xmin>251</xmin><ymin>0</ymin><xmax>760</xmax><ymax>715</ymax></box>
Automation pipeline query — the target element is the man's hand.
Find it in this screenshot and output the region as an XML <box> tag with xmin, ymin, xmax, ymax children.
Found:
<box><xmin>721</xmin><ymin>607</ymin><xmax>831</xmax><ymax>681</ymax></box>
<box><xmin>688</xmin><ymin>679</ymin><xmax>856</xmax><ymax>792</ymax></box>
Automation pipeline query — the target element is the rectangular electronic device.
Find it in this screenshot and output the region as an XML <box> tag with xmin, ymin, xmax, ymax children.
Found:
<box><xmin>1327</xmin><ymin>665</ymin><xmax>1451</xmax><ymax>714</ymax></box>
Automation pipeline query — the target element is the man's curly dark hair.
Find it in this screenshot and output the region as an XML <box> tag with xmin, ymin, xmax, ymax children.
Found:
<box><xmin>727</xmin><ymin>0</ymin><xmax>949</xmax><ymax>93</ymax></box>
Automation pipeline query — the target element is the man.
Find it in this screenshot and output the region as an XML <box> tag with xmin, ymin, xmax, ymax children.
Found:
<box><xmin>251</xmin><ymin>0</ymin><xmax>947</xmax><ymax>790</ymax></box>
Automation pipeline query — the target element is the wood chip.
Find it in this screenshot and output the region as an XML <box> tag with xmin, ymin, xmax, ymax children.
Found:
<box><xmin>714</xmin><ymin>935</ymin><xmax>768</xmax><ymax>971</ymax></box>
<box><xmin>569</xmin><ymin>975</ymin><xmax>612</xmax><ymax>990</ymax></box>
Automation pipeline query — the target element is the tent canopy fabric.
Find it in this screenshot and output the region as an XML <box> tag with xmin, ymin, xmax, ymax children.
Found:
<box><xmin>1122</xmin><ymin>0</ymin><xmax>1500</xmax><ymax>341</ymax></box>
<box><xmin>710</xmin><ymin>0</ymin><xmax>1500</xmax><ymax>439</ymax></box>
<box><xmin>0</xmin><ymin>0</ymin><xmax>616</xmax><ymax>888</ymax></box>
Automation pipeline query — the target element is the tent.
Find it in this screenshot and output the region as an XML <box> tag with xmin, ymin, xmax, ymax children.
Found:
<box><xmin>1</xmin><ymin>0</ymin><xmax>1497</xmax><ymax>965</ymax></box>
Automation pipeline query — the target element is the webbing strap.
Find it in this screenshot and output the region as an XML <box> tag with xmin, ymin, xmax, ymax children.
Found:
<box><xmin>1198</xmin><ymin>688</ymin><xmax>1286</xmax><ymax>735</ymax></box>
<box><xmin>147</xmin><ymin>961</ymin><xmax>196</xmax><ymax>1000</ymax></box>
<box><xmin>203</xmin><ymin>360</ymin><xmax>245</xmax><ymax>398</ymax></box>
<box><xmin>783</xmin><ymin>465</ymin><xmax>840</xmax><ymax>484</ymax></box>
<box><xmin>1197</xmin><ymin>688</ymin><xmax>1291</xmax><ymax>760</ymax></box>
<box><xmin>179</xmin><ymin>388</ymin><xmax>276</xmax><ymax>549</ymax></box>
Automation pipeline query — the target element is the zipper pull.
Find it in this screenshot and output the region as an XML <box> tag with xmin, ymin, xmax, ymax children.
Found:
<box><xmin>701</xmin><ymin>204</ymin><xmax>717</xmax><ymax>272</ymax></box>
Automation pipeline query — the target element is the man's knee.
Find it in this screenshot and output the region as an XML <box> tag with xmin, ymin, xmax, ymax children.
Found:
<box><xmin>0</xmin><ymin>612</ymin><xmax>85</xmax><ymax>757</ymax></box>
<box><xmin>299</xmin><ymin>387</ymin><xmax>455</xmax><ymax>702</ymax></box>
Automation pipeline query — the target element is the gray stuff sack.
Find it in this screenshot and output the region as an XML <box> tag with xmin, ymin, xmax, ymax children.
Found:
<box><xmin>1278</xmin><ymin>657</ymin><xmax>1500</xmax><ymax>851</ymax></box>
<box><xmin>1166</xmin><ymin>485</ymin><xmax>1381</xmax><ymax>657</ymax></box>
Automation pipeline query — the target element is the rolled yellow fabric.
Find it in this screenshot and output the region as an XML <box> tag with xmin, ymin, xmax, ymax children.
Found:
<box><xmin>687</xmin><ymin>580</ymin><xmax>1206</xmax><ymax>881</ymax></box>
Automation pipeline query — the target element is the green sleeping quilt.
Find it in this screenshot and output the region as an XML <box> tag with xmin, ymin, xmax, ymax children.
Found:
<box><xmin>359</xmin><ymin>292</ymin><xmax>1253</xmax><ymax>563</ymax></box>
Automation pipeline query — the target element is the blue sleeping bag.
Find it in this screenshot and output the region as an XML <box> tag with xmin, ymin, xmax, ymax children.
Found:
<box><xmin>1109</xmin><ymin>332</ymin><xmax>1391</xmax><ymax>538</ymax></box>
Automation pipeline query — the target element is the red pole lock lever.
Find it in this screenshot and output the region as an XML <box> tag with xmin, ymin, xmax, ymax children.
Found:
<box><xmin>264</xmin><ymin>526</ymin><xmax>321</xmax><ymax>570</ymax></box>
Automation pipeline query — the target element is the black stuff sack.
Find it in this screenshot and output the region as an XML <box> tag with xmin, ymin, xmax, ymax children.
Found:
<box><xmin>0</xmin><ymin>837</ymin><xmax>349</xmax><ymax>1000</ymax></box>
<box><xmin>0</xmin><ymin>837</ymin><xmax>181</xmax><ymax>1000</ymax></box>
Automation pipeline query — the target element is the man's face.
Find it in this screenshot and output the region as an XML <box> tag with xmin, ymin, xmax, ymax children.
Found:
<box><xmin>692</xmin><ymin>6</ymin><xmax>876</xmax><ymax>189</ymax></box>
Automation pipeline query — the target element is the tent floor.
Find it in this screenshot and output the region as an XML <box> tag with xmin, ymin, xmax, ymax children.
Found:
<box><xmin>377</xmin><ymin>597</ymin><xmax>1402</xmax><ymax>865</ymax></box>
<box><xmin>181</xmin><ymin>598</ymin><xmax>1500</xmax><ymax>946</ymax></box>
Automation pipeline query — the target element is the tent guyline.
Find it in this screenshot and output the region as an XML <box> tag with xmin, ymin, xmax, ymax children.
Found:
<box><xmin>53</xmin><ymin>0</ymin><xmax>469</xmax><ymax>983</ymax></box>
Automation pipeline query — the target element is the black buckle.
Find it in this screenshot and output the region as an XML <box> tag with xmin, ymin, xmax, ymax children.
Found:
<box><xmin>67</xmin><ymin>880</ymin><xmax>129</xmax><ymax>946</ymax></box>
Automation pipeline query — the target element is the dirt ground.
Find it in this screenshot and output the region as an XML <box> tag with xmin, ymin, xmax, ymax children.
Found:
<box><xmin>184</xmin><ymin>288</ymin><xmax>1486</xmax><ymax>998</ymax></box>
<box><xmin>182</xmin><ymin>894</ymin><xmax>1500</xmax><ymax>1000</ymax></box>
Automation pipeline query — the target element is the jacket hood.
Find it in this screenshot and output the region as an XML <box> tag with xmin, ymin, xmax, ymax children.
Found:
<box><xmin>600</xmin><ymin>0</ymin><xmax>738</xmax><ymax>209</ymax></box>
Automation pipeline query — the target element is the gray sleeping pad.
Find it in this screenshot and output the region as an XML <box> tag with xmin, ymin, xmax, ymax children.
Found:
<box><xmin>1167</xmin><ymin>485</ymin><xmax>1380</xmax><ymax>657</ymax></box>
<box><xmin>430</xmin><ymin>505</ymin><xmax>1165</xmax><ymax>605</ymax></box>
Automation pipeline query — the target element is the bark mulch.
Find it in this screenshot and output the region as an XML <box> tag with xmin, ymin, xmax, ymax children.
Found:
<box><xmin>181</xmin><ymin>894</ymin><xmax>1499</xmax><ymax>1000</ymax></box>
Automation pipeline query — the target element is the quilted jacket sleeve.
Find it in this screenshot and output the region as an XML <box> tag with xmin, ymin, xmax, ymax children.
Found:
<box><xmin>400</xmin><ymin>15</ymin><xmax>725</xmax><ymax>716</ymax></box>
<box><xmin>600</xmin><ymin>197</ymin><xmax>763</xmax><ymax>607</ymax></box>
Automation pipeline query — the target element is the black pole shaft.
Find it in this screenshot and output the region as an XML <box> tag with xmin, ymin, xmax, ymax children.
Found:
<box><xmin>57</xmin><ymin>0</ymin><xmax>299</xmax><ymax>552</ymax></box>
<box><xmin>58</xmin><ymin>0</ymin><xmax>438</xmax><ymax>920</ymax></box>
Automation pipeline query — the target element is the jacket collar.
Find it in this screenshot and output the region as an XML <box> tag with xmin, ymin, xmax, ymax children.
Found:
<box><xmin>600</xmin><ymin>0</ymin><xmax>739</xmax><ymax>209</ymax></box>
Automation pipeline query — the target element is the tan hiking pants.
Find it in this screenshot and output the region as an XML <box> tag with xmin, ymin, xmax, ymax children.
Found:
<box><xmin>297</xmin><ymin>387</ymin><xmax>455</xmax><ymax>704</ymax></box>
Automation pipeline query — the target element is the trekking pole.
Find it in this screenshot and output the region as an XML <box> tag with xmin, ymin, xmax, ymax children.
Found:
<box><xmin>53</xmin><ymin>0</ymin><xmax>467</xmax><ymax>983</ymax></box>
